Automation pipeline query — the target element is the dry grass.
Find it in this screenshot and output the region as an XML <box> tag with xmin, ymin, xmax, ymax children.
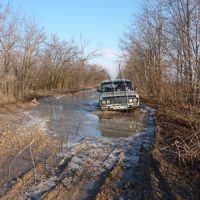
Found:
<box><xmin>169</xmin><ymin>114</ymin><xmax>200</xmax><ymax>167</ymax></box>
<box><xmin>172</xmin><ymin>131</ymin><xmax>200</xmax><ymax>166</ymax></box>
<box><xmin>0</xmin><ymin>130</ymin><xmax>60</xmax><ymax>183</ymax></box>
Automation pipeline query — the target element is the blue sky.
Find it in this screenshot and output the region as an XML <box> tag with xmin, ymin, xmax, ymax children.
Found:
<box><xmin>11</xmin><ymin>0</ymin><xmax>142</xmax><ymax>78</ymax></box>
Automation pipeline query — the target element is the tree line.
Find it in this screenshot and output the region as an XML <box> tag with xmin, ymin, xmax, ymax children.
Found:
<box><xmin>119</xmin><ymin>0</ymin><xmax>200</xmax><ymax>107</ymax></box>
<box><xmin>0</xmin><ymin>2</ymin><xmax>107</xmax><ymax>104</ymax></box>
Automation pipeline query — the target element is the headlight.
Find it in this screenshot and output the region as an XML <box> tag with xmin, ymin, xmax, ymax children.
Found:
<box><xmin>106</xmin><ymin>100</ymin><xmax>111</xmax><ymax>104</ymax></box>
<box><xmin>132</xmin><ymin>98</ymin><xmax>138</xmax><ymax>102</ymax></box>
<box><xmin>101</xmin><ymin>99</ymin><xmax>110</xmax><ymax>104</ymax></box>
<box><xmin>102</xmin><ymin>100</ymin><xmax>106</xmax><ymax>104</ymax></box>
<box><xmin>129</xmin><ymin>99</ymin><xmax>133</xmax><ymax>103</ymax></box>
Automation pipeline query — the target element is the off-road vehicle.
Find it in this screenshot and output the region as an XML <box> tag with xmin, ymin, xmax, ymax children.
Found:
<box><xmin>97</xmin><ymin>79</ymin><xmax>139</xmax><ymax>110</ymax></box>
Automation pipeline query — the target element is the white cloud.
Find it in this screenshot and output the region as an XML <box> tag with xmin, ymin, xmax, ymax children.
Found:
<box><xmin>101</xmin><ymin>48</ymin><xmax>120</xmax><ymax>59</ymax></box>
<box><xmin>90</xmin><ymin>48</ymin><xmax>123</xmax><ymax>78</ymax></box>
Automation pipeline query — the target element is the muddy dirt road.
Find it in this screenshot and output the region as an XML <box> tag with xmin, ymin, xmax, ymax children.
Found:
<box><xmin>0</xmin><ymin>90</ymin><xmax>155</xmax><ymax>199</ymax></box>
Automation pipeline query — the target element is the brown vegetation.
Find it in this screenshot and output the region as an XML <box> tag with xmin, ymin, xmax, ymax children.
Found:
<box><xmin>119</xmin><ymin>0</ymin><xmax>200</xmax><ymax>172</ymax></box>
<box><xmin>0</xmin><ymin>2</ymin><xmax>107</xmax><ymax>105</ymax></box>
<box><xmin>119</xmin><ymin>0</ymin><xmax>200</xmax><ymax>108</ymax></box>
<box><xmin>139</xmin><ymin>96</ymin><xmax>200</xmax><ymax>199</ymax></box>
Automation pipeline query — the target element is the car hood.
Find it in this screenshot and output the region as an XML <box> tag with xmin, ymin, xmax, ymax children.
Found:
<box><xmin>100</xmin><ymin>91</ymin><xmax>139</xmax><ymax>98</ymax></box>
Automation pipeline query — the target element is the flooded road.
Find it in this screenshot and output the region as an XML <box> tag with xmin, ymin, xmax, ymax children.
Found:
<box><xmin>26</xmin><ymin>90</ymin><xmax>149</xmax><ymax>144</ymax></box>
<box><xmin>0</xmin><ymin>90</ymin><xmax>155</xmax><ymax>199</ymax></box>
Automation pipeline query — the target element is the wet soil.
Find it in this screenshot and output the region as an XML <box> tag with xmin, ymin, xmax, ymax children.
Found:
<box><xmin>140</xmin><ymin>97</ymin><xmax>200</xmax><ymax>200</ymax></box>
<box><xmin>0</xmin><ymin>93</ymin><xmax>200</xmax><ymax>199</ymax></box>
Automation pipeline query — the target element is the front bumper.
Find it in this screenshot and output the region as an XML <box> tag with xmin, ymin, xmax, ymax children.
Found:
<box><xmin>100</xmin><ymin>103</ymin><xmax>139</xmax><ymax>110</ymax></box>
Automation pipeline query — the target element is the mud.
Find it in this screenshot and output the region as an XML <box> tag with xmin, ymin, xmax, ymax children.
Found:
<box><xmin>0</xmin><ymin>124</ymin><xmax>154</xmax><ymax>200</ymax></box>
<box><xmin>0</xmin><ymin>90</ymin><xmax>156</xmax><ymax>199</ymax></box>
<box><xmin>1</xmin><ymin>91</ymin><xmax>199</xmax><ymax>199</ymax></box>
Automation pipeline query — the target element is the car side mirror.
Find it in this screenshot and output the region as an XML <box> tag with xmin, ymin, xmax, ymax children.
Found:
<box><xmin>96</xmin><ymin>88</ymin><xmax>100</xmax><ymax>92</ymax></box>
<box><xmin>134</xmin><ymin>87</ymin><xmax>137</xmax><ymax>90</ymax></box>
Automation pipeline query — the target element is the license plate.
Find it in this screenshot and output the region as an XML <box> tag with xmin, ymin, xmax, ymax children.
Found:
<box><xmin>113</xmin><ymin>105</ymin><xmax>127</xmax><ymax>109</ymax></box>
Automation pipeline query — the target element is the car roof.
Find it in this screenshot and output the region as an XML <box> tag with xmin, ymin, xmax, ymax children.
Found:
<box><xmin>101</xmin><ymin>79</ymin><xmax>131</xmax><ymax>83</ymax></box>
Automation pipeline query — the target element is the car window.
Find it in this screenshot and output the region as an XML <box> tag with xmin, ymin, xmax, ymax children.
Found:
<box><xmin>125</xmin><ymin>81</ymin><xmax>133</xmax><ymax>90</ymax></box>
<box><xmin>101</xmin><ymin>83</ymin><xmax>114</xmax><ymax>92</ymax></box>
<box><xmin>101</xmin><ymin>81</ymin><xmax>133</xmax><ymax>93</ymax></box>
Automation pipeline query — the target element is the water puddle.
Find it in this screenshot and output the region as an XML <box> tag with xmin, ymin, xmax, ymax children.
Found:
<box><xmin>25</xmin><ymin>90</ymin><xmax>150</xmax><ymax>145</ymax></box>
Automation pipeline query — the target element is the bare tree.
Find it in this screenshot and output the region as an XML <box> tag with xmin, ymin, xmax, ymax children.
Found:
<box><xmin>40</xmin><ymin>34</ymin><xmax>78</xmax><ymax>90</ymax></box>
<box><xmin>0</xmin><ymin>2</ymin><xmax>106</xmax><ymax>103</ymax></box>
<box><xmin>119</xmin><ymin>0</ymin><xmax>200</xmax><ymax>107</ymax></box>
<box><xmin>164</xmin><ymin>0</ymin><xmax>200</xmax><ymax>105</ymax></box>
<box><xmin>119</xmin><ymin>0</ymin><xmax>166</xmax><ymax>99</ymax></box>
<box><xmin>16</xmin><ymin>17</ymin><xmax>46</xmax><ymax>96</ymax></box>
<box><xmin>74</xmin><ymin>35</ymin><xmax>103</xmax><ymax>88</ymax></box>
<box><xmin>0</xmin><ymin>2</ymin><xmax>19</xmax><ymax>102</ymax></box>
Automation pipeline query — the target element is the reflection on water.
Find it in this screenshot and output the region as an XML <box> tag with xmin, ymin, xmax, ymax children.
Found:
<box><xmin>97</xmin><ymin>112</ymin><xmax>148</xmax><ymax>138</ymax></box>
<box><xmin>26</xmin><ymin>90</ymin><xmax>149</xmax><ymax>145</ymax></box>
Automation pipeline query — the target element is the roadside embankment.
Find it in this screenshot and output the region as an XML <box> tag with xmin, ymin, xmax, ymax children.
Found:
<box><xmin>140</xmin><ymin>96</ymin><xmax>200</xmax><ymax>199</ymax></box>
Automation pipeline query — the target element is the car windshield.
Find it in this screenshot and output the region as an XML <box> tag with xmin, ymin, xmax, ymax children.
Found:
<box><xmin>101</xmin><ymin>81</ymin><xmax>133</xmax><ymax>93</ymax></box>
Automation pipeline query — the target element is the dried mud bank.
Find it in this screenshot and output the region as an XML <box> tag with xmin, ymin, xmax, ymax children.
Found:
<box><xmin>0</xmin><ymin>101</ymin><xmax>37</xmax><ymax>114</ymax></box>
<box><xmin>140</xmin><ymin>96</ymin><xmax>200</xmax><ymax>200</ymax></box>
<box><xmin>0</xmin><ymin>89</ymin><xmax>75</xmax><ymax>115</ymax></box>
